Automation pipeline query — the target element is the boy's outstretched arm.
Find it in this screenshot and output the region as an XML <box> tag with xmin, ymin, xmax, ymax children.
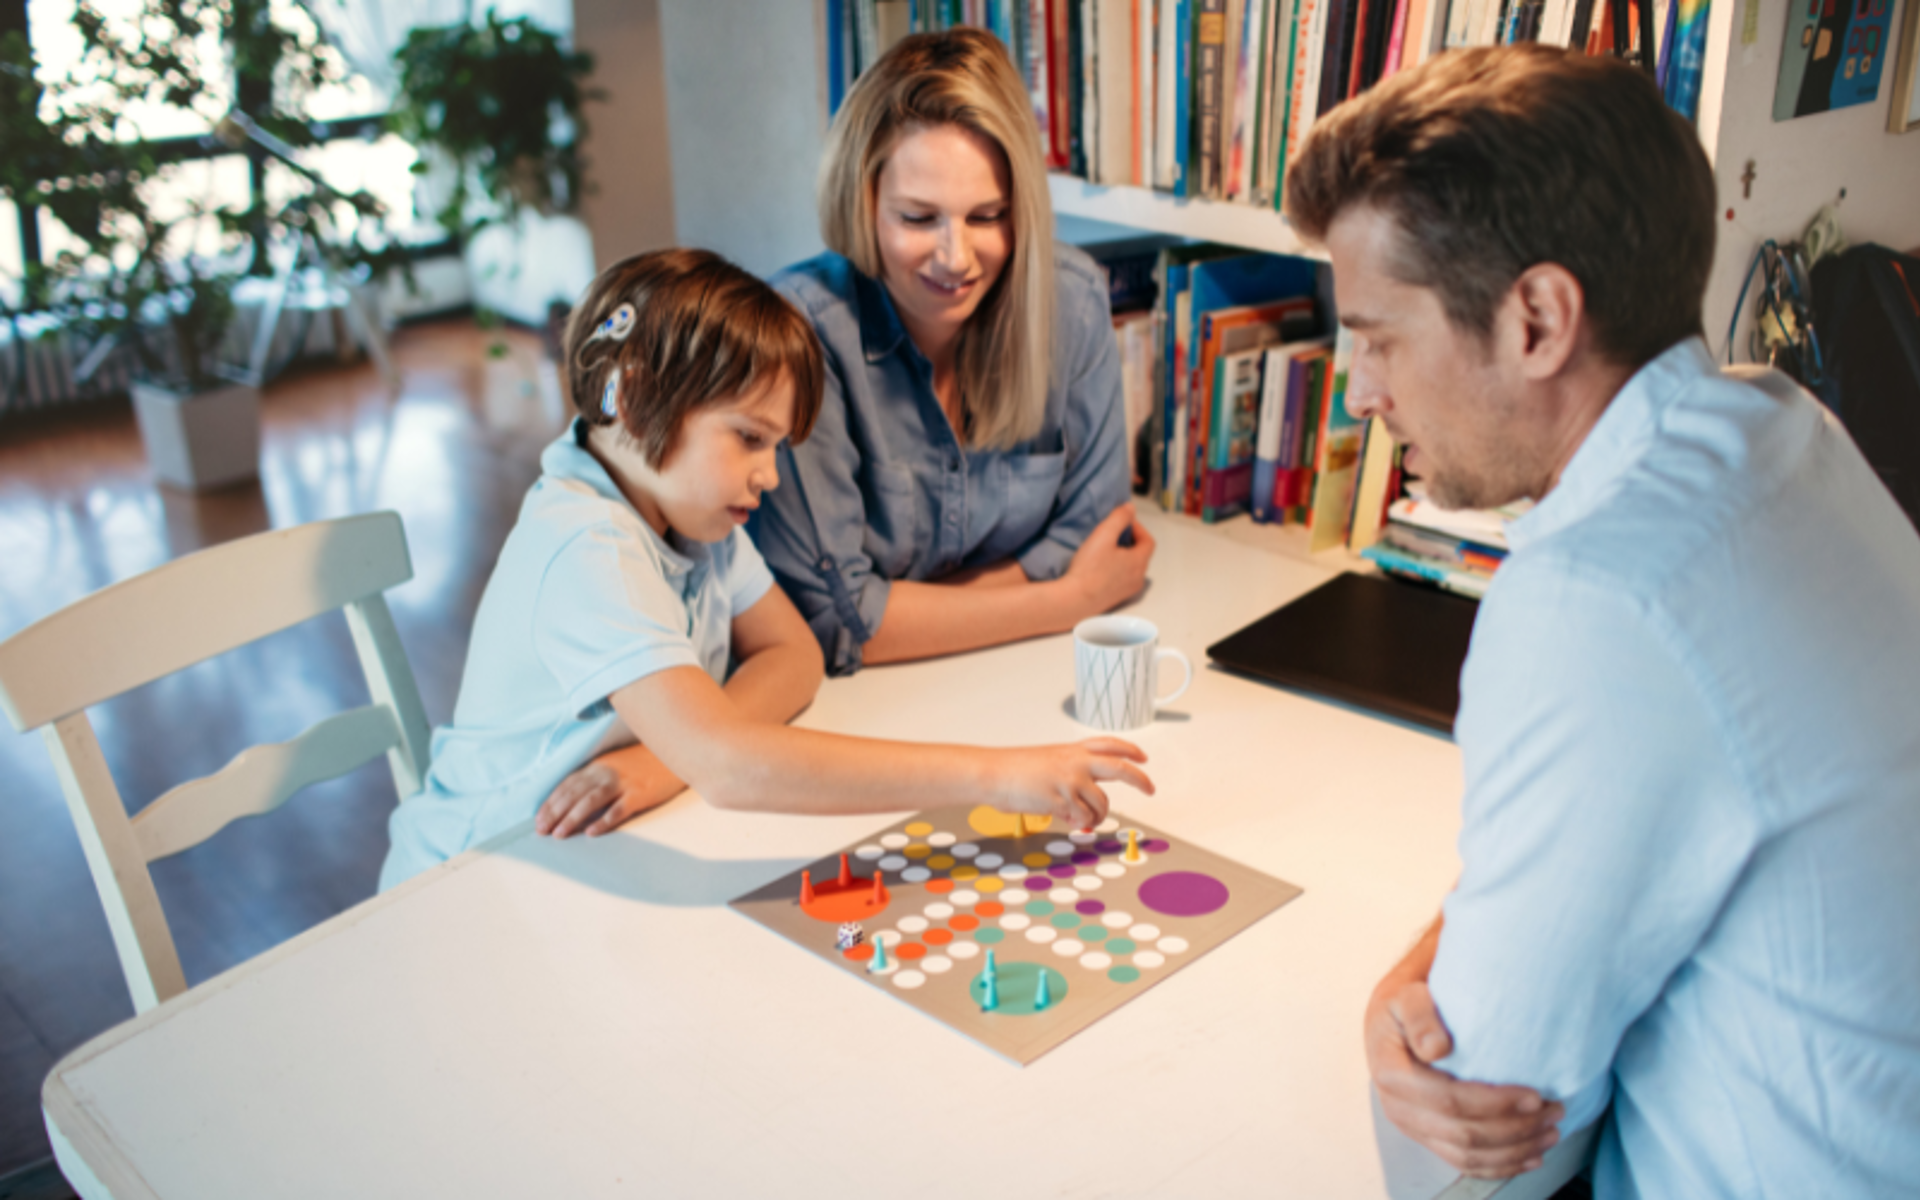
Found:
<box><xmin>537</xmin><ymin>589</ymin><xmax>825</xmax><ymax>837</ymax></box>
<box><xmin>610</xmin><ymin>663</ymin><xmax>1152</xmax><ymax>828</ymax></box>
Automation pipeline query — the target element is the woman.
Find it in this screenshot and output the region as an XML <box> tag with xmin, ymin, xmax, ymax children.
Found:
<box><xmin>754</xmin><ymin>27</ymin><xmax>1155</xmax><ymax>676</ymax></box>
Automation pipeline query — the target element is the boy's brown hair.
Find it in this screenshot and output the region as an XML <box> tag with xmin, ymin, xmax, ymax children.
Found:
<box><xmin>1285</xmin><ymin>44</ymin><xmax>1716</xmax><ymax>370</ymax></box>
<box><xmin>566</xmin><ymin>248</ymin><xmax>824</xmax><ymax>466</ymax></box>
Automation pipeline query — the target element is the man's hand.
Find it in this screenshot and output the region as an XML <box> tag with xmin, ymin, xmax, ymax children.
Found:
<box><xmin>1366</xmin><ymin>974</ymin><xmax>1564</xmax><ymax>1179</ymax></box>
<box><xmin>535</xmin><ymin>743</ymin><xmax>685</xmax><ymax>839</ymax></box>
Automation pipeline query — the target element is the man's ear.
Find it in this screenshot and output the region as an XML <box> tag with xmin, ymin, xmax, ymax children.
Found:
<box><xmin>1503</xmin><ymin>262</ymin><xmax>1586</xmax><ymax>382</ymax></box>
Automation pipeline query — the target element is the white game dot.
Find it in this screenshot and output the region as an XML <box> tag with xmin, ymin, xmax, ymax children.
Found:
<box><xmin>872</xmin><ymin>930</ymin><xmax>903</xmax><ymax>946</ymax></box>
<box><xmin>880</xmin><ymin>833</ymin><xmax>910</xmax><ymax>849</ymax></box>
<box><xmin>999</xmin><ymin>913</ymin><xmax>1033</xmax><ymax>931</ymax></box>
<box><xmin>1000</xmin><ymin>888</ymin><xmax>1031</xmax><ymax>905</ymax></box>
<box><xmin>878</xmin><ymin>855</ymin><xmax>908</xmax><ymax>871</ymax></box>
<box><xmin>1095</xmin><ymin>862</ymin><xmax>1127</xmax><ymax>879</ymax></box>
<box><xmin>1130</xmin><ymin>924</ymin><xmax>1163</xmax><ymax>942</ymax></box>
<box><xmin>949</xmin><ymin>889</ymin><xmax>981</xmax><ymax>907</ymax></box>
<box><xmin>1052</xmin><ymin>939</ymin><xmax>1085</xmax><ymax>957</ymax></box>
<box><xmin>854</xmin><ymin>844</ymin><xmax>885</xmax><ymax>860</ymax></box>
<box><xmin>948</xmin><ymin>941</ymin><xmax>981</xmax><ymax>960</ymax></box>
<box><xmin>1068</xmin><ymin>830</ymin><xmax>1097</xmax><ymax>844</ymax></box>
<box><xmin>1157</xmin><ymin>936</ymin><xmax>1190</xmax><ymax>954</ymax></box>
<box><xmin>1079</xmin><ymin>951</ymin><xmax>1113</xmax><ymax>970</ymax></box>
<box><xmin>892</xmin><ymin>970</ymin><xmax>927</xmax><ymax>989</ymax></box>
<box><xmin>921</xmin><ymin>955</ymin><xmax>954</xmax><ymax>974</ymax></box>
<box><xmin>1133</xmin><ymin>951</ymin><xmax>1166</xmax><ymax>969</ymax></box>
<box><xmin>951</xmin><ymin>843</ymin><xmax>980</xmax><ymax>858</ymax></box>
<box><xmin>1072</xmin><ymin>875</ymin><xmax>1103</xmax><ymax>892</ymax></box>
<box><xmin>1102</xmin><ymin>911</ymin><xmax>1135</xmax><ymax>929</ymax></box>
<box><xmin>1045</xmin><ymin>840</ymin><xmax>1076</xmax><ymax>855</ymax></box>
<box><xmin>927</xmin><ymin>832</ymin><xmax>957</xmax><ymax>848</ymax></box>
<box><xmin>1096</xmin><ymin>817</ymin><xmax>1120</xmax><ymax>834</ymax></box>
<box><xmin>896</xmin><ymin>916</ymin><xmax>929</xmax><ymax>934</ymax></box>
<box><xmin>900</xmin><ymin>867</ymin><xmax>932</xmax><ymax>883</ymax></box>
<box><xmin>1025</xmin><ymin>926</ymin><xmax>1059</xmax><ymax>944</ymax></box>
<box><xmin>923</xmin><ymin>903</ymin><xmax>955</xmax><ymax>919</ymax></box>
<box><xmin>998</xmin><ymin>863</ymin><xmax>1027</xmax><ymax>880</ymax></box>
<box><xmin>975</xmin><ymin>853</ymin><xmax>1005</xmax><ymax>869</ymax></box>
<box><xmin>1048</xmin><ymin>888</ymin><xmax>1079</xmax><ymax>904</ymax></box>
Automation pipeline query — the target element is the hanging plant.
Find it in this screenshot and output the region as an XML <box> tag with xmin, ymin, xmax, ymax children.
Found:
<box><xmin>388</xmin><ymin>10</ymin><xmax>597</xmax><ymax>238</ymax></box>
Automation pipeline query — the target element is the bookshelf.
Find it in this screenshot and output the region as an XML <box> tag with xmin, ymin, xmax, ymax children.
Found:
<box><xmin>1049</xmin><ymin>174</ymin><xmax>1326</xmax><ymax>261</ymax></box>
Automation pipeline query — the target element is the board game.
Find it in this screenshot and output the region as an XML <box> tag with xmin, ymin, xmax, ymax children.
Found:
<box><xmin>730</xmin><ymin>808</ymin><xmax>1303</xmax><ymax>1065</ymax></box>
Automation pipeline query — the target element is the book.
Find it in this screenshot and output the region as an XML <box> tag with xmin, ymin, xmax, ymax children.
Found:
<box><xmin>1068</xmin><ymin>0</ymin><xmax>1089</xmax><ymax>176</ymax></box>
<box><xmin>1096</xmin><ymin>0</ymin><xmax>1135</xmax><ymax>183</ymax></box>
<box><xmin>1361</xmin><ymin>542</ymin><xmax>1492</xmax><ymax>599</ymax></box>
<box><xmin>1279</xmin><ymin>347</ymin><xmax>1331</xmax><ymax>519</ymax></box>
<box><xmin>1193</xmin><ymin>0</ymin><xmax>1229</xmax><ymax>198</ymax></box>
<box><xmin>1305</xmin><ymin>327</ymin><xmax>1364</xmax><ymax>551</ymax></box>
<box><xmin>1250</xmin><ymin>337</ymin><xmax>1332</xmax><ymax>521</ymax></box>
<box><xmin>1168</xmin><ymin>0</ymin><xmax>1194</xmax><ymax>194</ymax></box>
<box><xmin>1049</xmin><ymin>0</ymin><xmax>1073</xmax><ymax>167</ymax></box>
<box><xmin>1159</xmin><ymin>0</ymin><xmax>1187</xmax><ymax>190</ymax></box>
<box><xmin>1192</xmin><ymin>296</ymin><xmax>1317</xmax><ymax>512</ymax></box>
<box><xmin>1345</xmin><ymin>415</ymin><xmax>1399</xmax><ymax>551</ymax></box>
<box><xmin>1136</xmin><ymin>0</ymin><xmax>1155</xmax><ymax>185</ymax></box>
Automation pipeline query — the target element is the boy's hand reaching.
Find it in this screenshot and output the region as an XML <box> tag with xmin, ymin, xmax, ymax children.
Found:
<box><xmin>536</xmin><ymin>743</ymin><xmax>687</xmax><ymax>839</ymax></box>
<box><xmin>992</xmin><ymin>738</ymin><xmax>1153</xmax><ymax>830</ymax></box>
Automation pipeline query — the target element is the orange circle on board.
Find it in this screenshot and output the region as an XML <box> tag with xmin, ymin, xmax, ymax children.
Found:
<box><xmin>896</xmin><ymin>942</ymin><xmax>927</xmax><ymax>960</ymax></box>
<box><xmin>976</xmin><ymin>878</ymin><xmax>1005</xmax><ymax>894</ymax></box>
<box><xmin>924</xmin><ymin>928</ymin><xmax>954</xmax><ymax>945</ymax></box>
<box><xmin>948</xmin><ymin>914</ymin><xmax>980</xmax><ymax>932</ymax></box>
<box><xmin>975</xmin><ymin>901</ymin><xmax>1005</xmax><ymax>918</ymax></box>
<box><xmin>951</xmin><ymin>866</ymin><xmax>981</xmax><ymax>881</ymax></box>
<box><xmin>843</xmin><ymin>943</ymin><xmax>875</xmax><ymax>961</ymax></box>
<box><xmin>926</xmin><ymin>878</ymin><xmax>955</xmax><ymax>894</ymax></box>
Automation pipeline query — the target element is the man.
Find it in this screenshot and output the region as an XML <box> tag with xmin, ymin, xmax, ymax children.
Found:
<box><xmin>1285</xmin><ymin>44</ymin><xmax>1920</xmax><ymax>1196</ymax></box>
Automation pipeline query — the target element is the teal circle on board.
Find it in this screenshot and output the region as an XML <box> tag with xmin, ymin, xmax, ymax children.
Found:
<box><xmin>968</xmin><ymin>961</ymin><xmax>1070</xmax><ymax>1016</ymax></box>
<box><xmin>1049</xmin><ymin>912</ymin><xmax>1081</xmax><ymax>929</ymax></box>
<box><xmin>973</xmin><ymin>927</ymin><xmax>1006</xmax><ymax>944</ymax></box>
<box><xmin>1079</xmin><ymin>925</ymin><xmax>1109</xmax><ymax>942</ymax></box>
<box><xmin>1108</xmin><ymin>965</ymin><xmax>1142</xmax><ymax>984</ymax></box>
<box><xmin>1024</xmin><ymin>900</ymin><xmax>1055</xmax><ymax>916</ymax></box>
<box><xmin>1106</xmin><ymin>938</ymin><xmax>1137</xmax><ymax>955</ymax></box>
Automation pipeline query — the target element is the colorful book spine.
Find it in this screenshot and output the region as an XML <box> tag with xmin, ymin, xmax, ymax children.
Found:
<box><xmin>1193</xmin><ymin>0</ymin><xmax>1228</xmax><ymax>198</ymax></box>
<box><xmin>1361</xmin><ymin>544</ymin><xmax>1492</xmax><ymax>599</ymax></box>
<box><xmin>1250</xmin><ymin>343</ymin><xmax>1291</xmax><ymax>522</ymax></box>
<box><xmin>1170</xmin><ymin>0</ymin><xmax>1194</xmax><ymax>194</ymax></box>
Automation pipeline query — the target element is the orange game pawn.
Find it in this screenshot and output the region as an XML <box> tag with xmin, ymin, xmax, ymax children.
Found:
<box><xmin>799</xmin><ymin>870</ymin><xmax>815</xmax><ymax>905</ymax></box>
<box><xmin>837</xmin><ymin>853</ymin><xmax>852</xmax><ymax>887</ymax></box>
<box><xmin>870</xmin><ymin>870</ymin><xmax>887</xmax><ymax>907</ymax></box>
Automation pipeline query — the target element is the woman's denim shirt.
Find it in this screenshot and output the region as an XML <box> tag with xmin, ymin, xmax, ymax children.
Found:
<box><xmin>753</xmin><ymin>246</ymin><xmax>1129</xmax><ymax>676</ymax></box>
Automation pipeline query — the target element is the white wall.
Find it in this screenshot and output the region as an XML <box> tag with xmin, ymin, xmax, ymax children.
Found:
<box><xmin>574</xmin><ymin>0</ymin><xmax>680</xmax><ymax>272</ymax></box>
<box><xmin>1699</xmin><ymin>0</ymin><xmax>1920</xmax><ymax>359</ymax></box>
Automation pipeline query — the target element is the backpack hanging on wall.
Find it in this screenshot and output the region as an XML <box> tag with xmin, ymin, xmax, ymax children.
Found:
<box><xmin>1809</xmin><ymin>244</ymin><xmax>1920</xmax><ymax>531</ymax></box>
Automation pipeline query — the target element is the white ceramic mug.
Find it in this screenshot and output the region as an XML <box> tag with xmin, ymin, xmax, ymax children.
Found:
<box><xmin>1072</xmin><ymin>615</ymin><xmax>1193</xmax><ymax>731</ymax></box>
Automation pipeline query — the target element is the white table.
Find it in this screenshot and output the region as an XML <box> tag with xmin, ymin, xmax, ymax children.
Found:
<box><xmin>43</xmin><ymin>509</ymin><xmax>1542</xmax><ymax>1199</ymax></box>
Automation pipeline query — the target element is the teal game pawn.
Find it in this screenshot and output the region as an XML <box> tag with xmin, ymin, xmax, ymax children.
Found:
<box><xmin>984</xmin><ymin>949</ymin><xmax>999</xmax><ymax>980</ymax></box>
<box><xmin>1034</xmin><ymin>969</ymin><xmax>1052</xmax><ymax>1011</ymax></box>
<box><xmin>981</xmin><ymin>972</ymin><xmax>999</xmax><ymax>1012</ymax></box>
<box><xmin>869</xmin><ymin>937</ymin><xmax>890</xmax><ymax>974</ymax></box>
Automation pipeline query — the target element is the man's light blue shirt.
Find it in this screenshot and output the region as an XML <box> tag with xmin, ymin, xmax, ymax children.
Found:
<box><xmin>754</xmin><ymin>247</ymin><xmax>1130</xmax><ymax>675</ymax></box>
<box><xmin>1429</xmin><ymin>338</ymin><xmax>1920</xmax><ymax>1197</ymax></box>
<box><xmin>380</xmin><ymin>420</ymin><xmax>773</xmax><ymax>889</ymax></box>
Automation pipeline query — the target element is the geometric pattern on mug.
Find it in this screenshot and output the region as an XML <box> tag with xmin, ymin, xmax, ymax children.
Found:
<box><xmin>1077</xmin><ymin>640</ymin><xmax>1149</xmax><ymax>730</ymax></box>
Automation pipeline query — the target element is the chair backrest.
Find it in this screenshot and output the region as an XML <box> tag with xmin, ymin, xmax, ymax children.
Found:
<box><xmin>0</xmin><ymin>511</ymin><xmax>431</xmax><ymax>1013</ymax></box>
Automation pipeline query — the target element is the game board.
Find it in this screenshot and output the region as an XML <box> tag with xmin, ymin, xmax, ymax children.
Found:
<box><xmin>730</xmin><ymin>808</ymin><xmax>1303</xmax><ymax>1065</ymax></box>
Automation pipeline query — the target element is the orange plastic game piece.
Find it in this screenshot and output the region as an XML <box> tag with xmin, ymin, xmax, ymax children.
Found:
<box><xmin>799</xmin><ymin>862</ymin><xmax>889</xmax><ymax>923</ymax></box>
<box><xmin>799</xmin><ymin>871</ymin><xmax>814</xmax><ymax>905</ymax></box>
<box><xmin>837</xmin><ymin>854</ymin><xmax>852</xmax><ymax>887</ymax></box>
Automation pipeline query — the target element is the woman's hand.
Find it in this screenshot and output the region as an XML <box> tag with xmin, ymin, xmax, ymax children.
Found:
<box><xmin>1064</xmin><ymin>503</ymin><xmax>1156</xmax><ymax>616</ymax></box>
<box><xmin>989</xmin><ymin>737</ymin><xmax>1153</xmax><ymax>830</ymax></box>
<box><xmin>535</xmin><ymin>744</ymin><xmax>686</xmax><ymax>838</ymax></box>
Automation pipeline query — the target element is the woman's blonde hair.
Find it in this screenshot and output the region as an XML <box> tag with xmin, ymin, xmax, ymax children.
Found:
<box><xmin>817</xmin><ymin>27</ymin><xmax>1055</xmax><ymax>450</ymax></box>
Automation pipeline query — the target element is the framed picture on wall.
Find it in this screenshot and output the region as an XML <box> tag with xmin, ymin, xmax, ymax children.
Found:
<box><xmin>1893</xmin><ymin>0</ymin><xmax>1920</xmax><ymax>132</ymax></box>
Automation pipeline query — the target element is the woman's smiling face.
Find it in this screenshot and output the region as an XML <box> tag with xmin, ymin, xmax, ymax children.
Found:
<box><xmin>872</xmin><ymin>122</ymin><xmax>1013</xmax><ymax>350</ymax></box>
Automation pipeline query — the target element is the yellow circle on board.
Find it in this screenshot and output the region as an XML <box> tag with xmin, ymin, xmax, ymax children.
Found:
<box><xmin>951</xmin><ymin>866</ymin><xmax>981</xmax><ymax>881</ymax></box>
<box><xmin>928</xmin><ymin>855</ymin><xmax>956</xmax><ymax>870</ymax></box>
<box><xmin>903</xmin><ymin>822</ymin><xmax>934</xmax><ymax>837</ymax></box>
<box><xmin>904</xmin><ymin>844</ymin><xmax>931</xmax><ymax>859</ymax></box>
<box><xmin>966</xmin><ymin>806</ymin><xmax>1053</xmax><ymax>838</ymax></box>
<box><xmin>975</xmin><ymin>878</ymin><xmax>1005</xmax><ymax>893</ymax></box>
<box><xmin>1022</xmin><ymin>852</ymin><xmax>1053</xmax><ymax>869</ymax></box>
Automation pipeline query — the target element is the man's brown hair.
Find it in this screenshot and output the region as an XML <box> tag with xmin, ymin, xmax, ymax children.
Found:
<box><xmin>1286</xmin><ymin>44</ymin><xmax>1716</xmax><ymax>369</ymax></box>
<box><xmin>566</xmin><ymin>248</ymin><xmax>825</xmax><ymax>466</ymax></box>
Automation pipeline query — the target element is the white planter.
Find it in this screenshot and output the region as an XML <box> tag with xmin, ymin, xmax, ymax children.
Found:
<box><xmin>130</xmin><ymin>380</ymin><xmax>261</xmax><ymax>491</ymax></box>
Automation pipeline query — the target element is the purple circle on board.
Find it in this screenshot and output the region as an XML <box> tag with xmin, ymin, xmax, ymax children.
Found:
<box><xmin>1047</xmin><ymin>864</ymin><xmax>1077</xmax><ymax>878</ymax></box>
<box><xmin>1137</xmin><ymin>871</ymin><xmax>1231</xmax><ymax>918</ymax></box>
<box><xmin>1071</xmin><ymin>850</ymin><xmax>1099</xmax><ymax>865</ymax></box>
<box><xmin>1075</xmin><ymin>899</ymin><xmax>1107</xmax><ymax>915</ymax></box>
<box><xmin>1143</xmin><ymin>839</ymin><xmax>1171</xmax><ymax>854</ymax></box>
<box><xmin>1023</xmin><ymin>875</ymin><xmax>1053</xmax><ymax>891</ymax></box>
<box><xmin>1095</xmin><ymin>840</ymin><xmax>1124</xmax><ymax>855</ymax></box>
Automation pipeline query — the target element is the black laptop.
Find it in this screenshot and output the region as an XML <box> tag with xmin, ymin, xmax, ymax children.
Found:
<box><xmin>1205</xmin><ymin>572</ymin><xmax>1479</xmax><ymax>734</ymax></box>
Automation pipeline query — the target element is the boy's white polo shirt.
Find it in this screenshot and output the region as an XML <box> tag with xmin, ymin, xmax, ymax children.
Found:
<box><xmin>381</xmin><ymin>419</ymin><xmax>774</xmax><ymax>889</ymax></box>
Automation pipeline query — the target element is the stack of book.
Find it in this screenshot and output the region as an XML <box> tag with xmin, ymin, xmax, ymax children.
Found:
<box><xmin>1359</xmin><ymin>494</ymin><xmax>1530</xmax><ymax>599</ymax></box>
<box><xmin>824</xmin><ymin>0</ymin><xmax>1698</xmax><ymax>204</ymax></box>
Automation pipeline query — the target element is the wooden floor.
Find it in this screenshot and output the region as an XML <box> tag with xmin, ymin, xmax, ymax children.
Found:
<box><xmin>0</xmin><ymin>320</ymin><xmax>561</xmax><ymax>1179</ymax></box>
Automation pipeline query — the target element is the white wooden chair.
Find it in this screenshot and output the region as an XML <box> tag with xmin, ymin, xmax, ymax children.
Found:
<box><xmin>0</xmin><ymin>511</ymin><xmax>431</xmax><ymax>1013</ymax></box>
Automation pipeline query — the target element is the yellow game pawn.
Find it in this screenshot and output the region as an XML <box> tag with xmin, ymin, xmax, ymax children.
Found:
<box><xmin>1123</xmin><ymin>828</ymin><xmax>1143</xmax><ymax>865</ymax></box>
